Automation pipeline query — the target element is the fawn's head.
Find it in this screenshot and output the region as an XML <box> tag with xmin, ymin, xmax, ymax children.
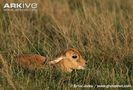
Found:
<box><xmin>49</xmin><ymin>48</ymin><xmax>86</xmax><ymax>72</ymax></box>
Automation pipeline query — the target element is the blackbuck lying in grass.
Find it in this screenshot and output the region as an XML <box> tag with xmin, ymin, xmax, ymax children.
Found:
<box><xmin>14</xmin><ymin>48</ymin><xmax>86</xmax><ymax>72</ymax></box>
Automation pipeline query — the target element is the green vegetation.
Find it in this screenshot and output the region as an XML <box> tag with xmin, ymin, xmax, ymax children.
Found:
<box><xmin>0</xmin><ymin>0</ymin><xmax>133</xmax><ymax>89</ymax></box>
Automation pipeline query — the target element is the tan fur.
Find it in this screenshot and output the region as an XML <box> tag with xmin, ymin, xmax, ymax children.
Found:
<box><xmin>14</xmin><ymin>54</ymin><xmax>47</xmax><ymax>70</ymax></box>
<box><xmin>49</xmin><ymin>48</ymin><xmax>86</xmax><ymax>72</ymax></box>
<box><xmin>14</xmin><ymin>48</ymin><xmax>86</xmax><ymax>72</ymax></box>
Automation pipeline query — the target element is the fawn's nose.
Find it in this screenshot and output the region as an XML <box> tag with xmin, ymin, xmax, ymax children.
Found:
<box><xmin>83</xmin><ymin>61</ymin><xmax>87</xmax><ymax>68</ymax></box>
<box><xmin>85</xmin><ymin>62</ymin><xmax>87</xmax><ymax>65</ymax></box>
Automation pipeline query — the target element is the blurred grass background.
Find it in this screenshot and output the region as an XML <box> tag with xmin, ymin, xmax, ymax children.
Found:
<box><xmin>0</xmin><ymin>0</ymin><xmax>133</xmax><ymax>89</ymax></box>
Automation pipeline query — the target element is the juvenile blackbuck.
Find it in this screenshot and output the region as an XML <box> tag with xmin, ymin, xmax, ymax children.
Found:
<box><xmin>14</xmin><ymin>48</ymin><xmax>86</xmax><ymax>72</ymax></box>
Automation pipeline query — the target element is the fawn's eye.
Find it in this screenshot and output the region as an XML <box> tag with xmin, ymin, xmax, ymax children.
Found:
<box><xmin>72</xmin><ymin>53</ymin><xmax>77</xmax><ymax>59</ymax></box>
<box><xmin>72</xmin><ymin>55</ymin><xmax>77</xmax><ymax>59</ymax></box>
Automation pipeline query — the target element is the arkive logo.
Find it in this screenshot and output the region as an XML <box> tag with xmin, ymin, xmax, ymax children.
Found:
<box><xmin>3</xmin><ymin>3</ymin><xmax>38</xmax><ymax>11</ymax></box>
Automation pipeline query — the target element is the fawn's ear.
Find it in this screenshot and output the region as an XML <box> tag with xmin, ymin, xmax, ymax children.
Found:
<box><xmin>49</xmin><ymin>57</ymin><xmax>64</xmax><ymax>64</ymax></box>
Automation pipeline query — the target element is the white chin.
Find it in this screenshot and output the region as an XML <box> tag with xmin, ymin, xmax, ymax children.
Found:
<box><xmin>78</xmin><ymin>66</ymin><xmax>85</xmax><ymax>70</ymax></box>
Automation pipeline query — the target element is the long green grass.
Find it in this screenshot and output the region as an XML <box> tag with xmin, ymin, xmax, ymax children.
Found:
<box><xmin>0</xmin><ymin>0</ymin><xmax>133</xmax><ymax>89</ymax></box>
